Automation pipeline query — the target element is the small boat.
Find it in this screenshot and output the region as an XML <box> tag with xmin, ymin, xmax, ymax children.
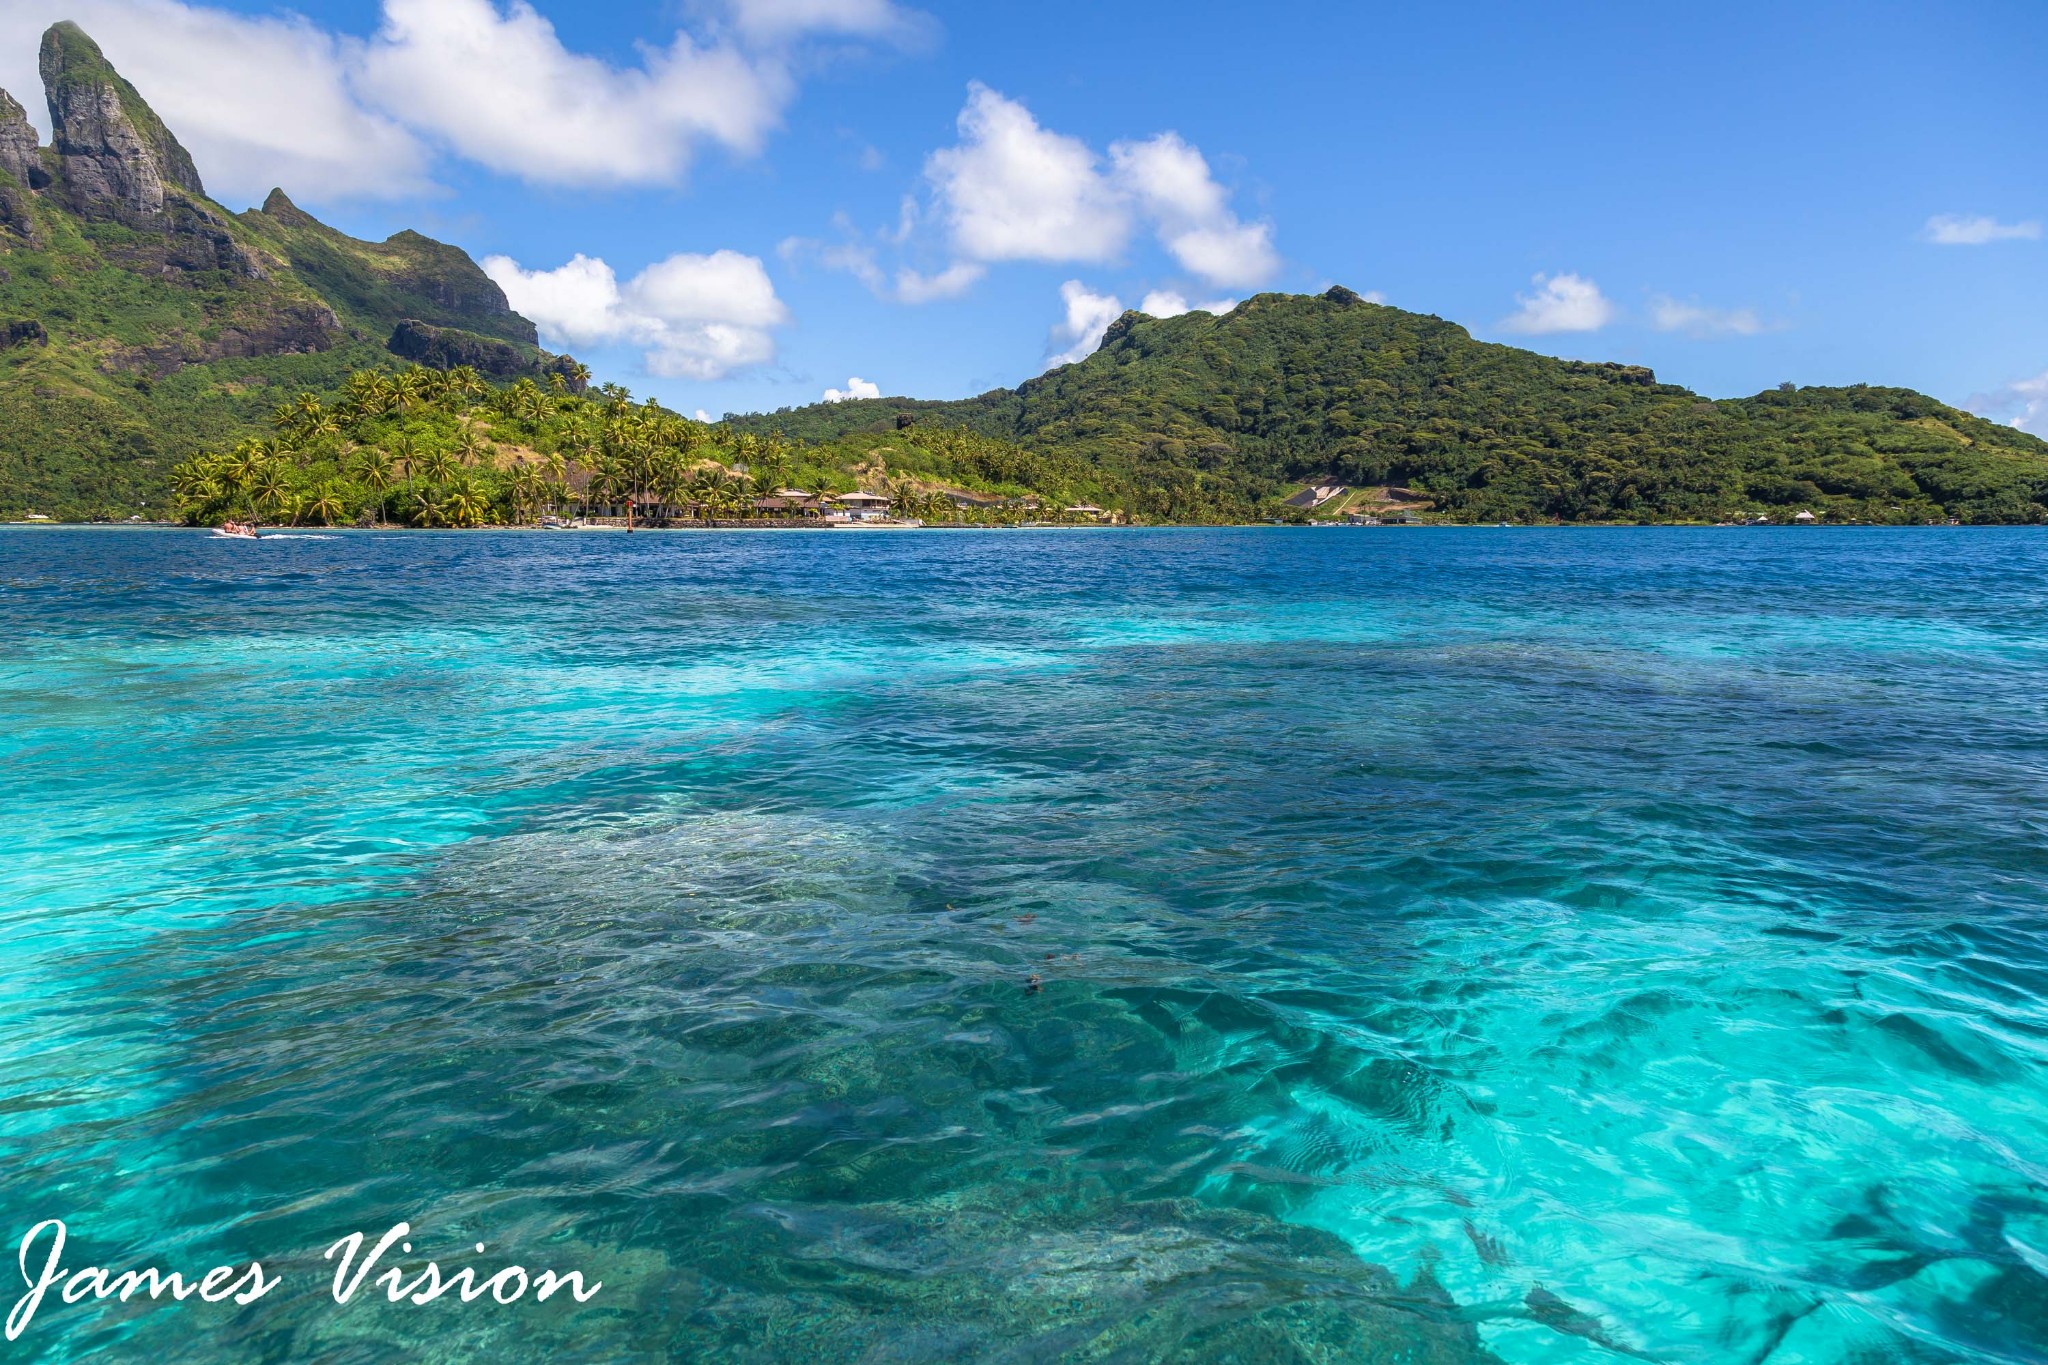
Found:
<box><xmin>213</xmin><ymin>520</ymin><xmax>260</xmax><ymax>539</ymax></box>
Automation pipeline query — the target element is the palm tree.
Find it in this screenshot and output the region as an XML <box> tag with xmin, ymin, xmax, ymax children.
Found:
<box><xmin>224</xmin><ymin>440</ymin><xmax>268</xmax><ymax>496</ymax></box>
<box><xmin>304</xmin><ymin>487</ymin><xmax>348</xmax><ymax>526</ymax></box>
<box><xmin>503</xmin><ymin>379</ymin><xmax>552</xmax><ymax>428</ymax></box>
<box><xmin>649</xmin><ymin>454</ymin><xmax>691</xmax><ymax>522</ymax></box>
<box><xmin>453</xmin><ymin>419</ymin><xmax>488</xmax><ymax>466</ymax></box>
<box><xmin>445</xmin><ymin>366</ymin><xmax>488</xmax><ymax>402</ymax></box>
<box><xmin>564</xmin><ymin>425</ymin><xmax>601</xmax><ymax>486</ymax></box>
<box><xmin>387</xmin><ymin>433</ymin><xmax>418</xmax><ymax>480</ymax></box>
<box><xmin>170</xmin><ymin>462</ymin><xmax>224</xmax><ymax>521</ymax></box>
<box><xmin>685</xmin><ymin>466</ymin><xmax>719</xmax><ymax>523</ymax></box>
<box><xmin>343</xmin><ymin>370</ymin><xmax>395</xmax><ymax>421</ymax></box>
<box><xmin>418</xmin><ymin>448</ymin><xmax>459</xmax><ymax>485</ymax></box>
<box><xmin>409</xmin><ymin>488</ymin><xmax>445</xmax><ymax>528</ymax></box>
<box><xmin>588</xmin><ymin>458</ymin><xmax>627</xmax><ymax>515</ymax></box>
<box><xmin>714</xmin><ymin>470</ymin><xmax>749</xmax><ymax>520</ymax></box>
<box><xmin>392</xmin><ymin>369</ymin><xmax>426</xmax><ymax>413</ymax></box>
<box><xmin>509</xmin><ymin>467</ymin><xmax>544</xmax><ymax>525</ymax></box>
<box><xmin>444</xmin><ymin>478</ymin><xmax>488</xmax><ymax>528</ymax></box>
<box><xmin>350</xmin><ymin>447</ymin><xmax>397</xmax><ymax>526</ymax></box>
<box><xmin>252</xmin><ymin>464</ymin><xmax>294</xmax><ymax>522</ymax></box>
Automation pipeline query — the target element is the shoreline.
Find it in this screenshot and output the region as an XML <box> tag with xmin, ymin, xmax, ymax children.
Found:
<box><xmin>1</xmin><ymin>520</ymin><xmax>2029</xmax><ymax>534</ymax></box>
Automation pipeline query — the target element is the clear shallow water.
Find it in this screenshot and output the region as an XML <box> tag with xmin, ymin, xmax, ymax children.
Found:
<box><xmin>2</xmin><ymin>526</ymin><xmax>2045</xmax><ymax>1364</ymax></box>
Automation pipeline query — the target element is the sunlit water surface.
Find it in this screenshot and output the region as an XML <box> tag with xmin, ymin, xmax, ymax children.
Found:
<box><xmin>3</xmin><ymin>526</ymin><xmax>2045</xmax><ymax>1364</ymax></box>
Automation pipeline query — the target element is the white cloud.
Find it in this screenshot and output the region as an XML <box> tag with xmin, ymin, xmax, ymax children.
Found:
<box><xmin>1923</xmin><ymin>214</ymin><xmax>2041</xmax><ymax>246</ymax></box>
<box><xmin>780</xmin><ymin>235</ymin><xmax>885</xmax><ymax>291</ymax></box>
<box><xmin>823</xmin><ymin>376</ymin><xmax>882</xmax><ymax>402</ymax></box>
<box><xmin>1</xmin><ymin>0</ymin><xmax>933</xmax><ymax>203</ymax></box>
<box><xmin>1139</xmin><ymin>290</ymin><xmax>1236</xmax><ymax>318</ymax></box>
<box><xmin>781</xmin><ymin>234</ymin><xmax>985</xmax><ymax>303</ymax></box>
<box><xmin>1499</xmin><ymin>272</ymin><xmax>1616</xmax><ymax>334</ymax></box>
<box><xmin>1111</xmin><ymin>133</ymin><xmax>1276</xmax><ymax>288</ymax></box>
<box><xmin>483</xmin><ymin>249</ymin><xmax>789</xmax><ymax>380</ymax></box>
<box><xmin>1164</xmin><ymin>223</ymin><xmax>1278</xmax><ymax>290</ymax></box>
<box><xmin>0</xmin><ymin>0</ymin><xmax>429</xmax><ymax>203</ymax></box>
<box><xmin>1045</xmin><ymin>281</ymin><xmax>1122</xmax><ymax>368</ymax></box>
<box><xmin>909</xmin><ymin>85</ymin><xmax>1279</xmax><ymax>299</ymax></box>
<box><xmin>358</xmin><ymin>0</ymin><xmax>788</xmax><ymax>188</ymax></box>
<box><xmin>724</xmin><ymin>0</ymin><xmax>926</xmax><ymax>43</ymax></box>
<box><xmin>925</xmin><ymin>83</ymin><xmax>1129</xmax><ymax>265</ymax></box>
<box><xmin>695</xmin><ymin>408</ymin><xmax>714</xmax><ymax>422</ymax></box>
<box><xmin>1966</xmin><ymin>369</ymin><xmax>2048</xmax><ymax>434</ymax></box>
<box><xmin>894</xmin><ymin>261</ymin><xmax>984</xmax><ymax>302</ymax></box>
<box><xmin>1649</xmin><ymin>295</ymin><xmax>1767</xmax><ymax>337</ymax></box>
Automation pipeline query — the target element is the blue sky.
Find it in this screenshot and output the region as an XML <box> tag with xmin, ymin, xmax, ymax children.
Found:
<box><xmin>2</xmin><ymin>1</ymin><xmax>2042</xmax><ymax>426</ymax></box>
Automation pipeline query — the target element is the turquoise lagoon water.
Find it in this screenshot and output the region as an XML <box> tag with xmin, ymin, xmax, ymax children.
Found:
<box><xmin>2</xmin><ymin>526</ymin><xmax>2045</xmax><ymax>1363</ymax></box>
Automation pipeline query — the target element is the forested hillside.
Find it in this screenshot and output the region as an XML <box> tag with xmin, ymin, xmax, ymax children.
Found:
<box><xmin>0</xmin><ymin>22</ymin><xmax>576</xmax><ymax>519</ymax></box>
<box><xmin>5</xmin><ymin>22</ymin><xmax>2042</xmax><ymax>526</ymax></box>
<box><xmin>732</xmin><ymin>288</ymin><xmax>2048</xmax><ymax>524</ymax></box>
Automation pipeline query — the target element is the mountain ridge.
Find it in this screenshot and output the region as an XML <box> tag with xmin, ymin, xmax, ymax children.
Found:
<box><xmin>729</xmin><ymin>287</ymin><xmax>2048</xmax><ymax>524</ymax></box>
<box><xmin>0</xmin><ymin>21</ymin><xmax>572</xmax><ymax>518</ymax></box>
<box><xmin>1</xmin><ymin>21</ymin><xmax>2042</xmax><ymax>525</ymax></box>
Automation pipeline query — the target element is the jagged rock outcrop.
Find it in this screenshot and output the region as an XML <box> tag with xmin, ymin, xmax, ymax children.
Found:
<box><xmin>39</xmin><ymin>21</ymin><xmax>202</xmax><ymax>217</ymax></box>
<box><xmin>0</xmin><ymin>185</ymin><xmax>33</xmax><ymax>241</ymax></box>
<box><xmin>388</xmin><ymin>318</ymin><xmax>534</xmax><ymax>376</ymax></box>
<box><xmin>0</xmin><ymin>89</ymin><xmax>42</xmax><ymax>189</ymax></box>
<box><xmin>2</xmin><ymin>318</ymin><xmax>48</xmax><ymax>348</ymax></box>
<box><xmin>257</xmin><ymin>186</ymin><xmax>319</xmax><ymax>229</ymax></box>
<box><xmin>104</xmin><ymin>300</ymin><xmax>341</xmax><ymax>377</ymax></box>
<box><xmin>385</xmin><ymin>230</ymin><xmax>533</xmax><ymax>335</ymax></box>
<box><xmin>387</xmin><ymin>319</ymin><xmax>585</xmax><ymax>390</ymax></box>
<box><xmin>1</xmin><ymin>22</ymin><xmax>582</xmax><ymax>517</ymax></box>
<box><xmin>255</xmin><ymin>188</ymin><xmax>540</xmax><ymax>348</ymax></box>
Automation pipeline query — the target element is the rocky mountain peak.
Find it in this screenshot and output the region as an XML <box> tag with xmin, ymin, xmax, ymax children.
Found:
<box><xmin>258</xmin><ymin>186</ymin><xmax>320</xmax><ymax>228</ymax></box>
<box><xmin>38</xmin><ymin>21</ymin><xmax>203</xmax><ymax>216</ymax></box>
<box><xmin>0</xmin><ymin>88</ymin><xmax>42</xmax><ymax>189</ymax></box>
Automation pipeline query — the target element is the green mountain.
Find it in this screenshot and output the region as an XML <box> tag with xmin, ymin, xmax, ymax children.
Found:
<box><xmin>733</xmin><ymin>287</ymin><xmax>2048</xmax><ymax>524</ymax></box>
<box><xmin>0</xmin><ymin>22</ymin><xmax>574</xmax><ymax>519</ymax></box>
<box><xmin>5</xmin><ymin>21</ymin><xmax>2042</xmax><ymax>527</ymax></box>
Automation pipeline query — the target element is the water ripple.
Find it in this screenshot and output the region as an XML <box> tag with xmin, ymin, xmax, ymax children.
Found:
<box><xmin>2</xmin><ymin>527</ymin><xmax>2046</xmax><ymax>1363</ymax></box>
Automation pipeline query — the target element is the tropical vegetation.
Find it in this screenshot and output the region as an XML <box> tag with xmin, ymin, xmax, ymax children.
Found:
<box><xmin>0</xmin><ymin>21</ymin><xmax>577</xmax><ymax>521</ymax></box>
<box><xmin>164</xmin><ymin>364</ymin><xmax>1100</xmax><ymax>528</ymax></box>
<box><xmin>731</xmin><ymin>288</ymin><xmax>2048</xmax><ymax>525</ymax></box>
<box><xmin>7</xmin><ymin>22</ymin><xmax>2047</xmax><ymax>528</ymax></box>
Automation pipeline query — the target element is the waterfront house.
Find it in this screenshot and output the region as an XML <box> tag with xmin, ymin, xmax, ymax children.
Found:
<box><xmin>833</xmin><ymin>491</ymin><xmax>892</xmax><ymax>522</ymax></box>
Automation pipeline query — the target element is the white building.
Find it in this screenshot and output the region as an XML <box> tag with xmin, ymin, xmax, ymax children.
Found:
<box><xmin>832</xmin><ymin>491</ymin><xmax>892</xmax><ymax>523</ymax></box>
